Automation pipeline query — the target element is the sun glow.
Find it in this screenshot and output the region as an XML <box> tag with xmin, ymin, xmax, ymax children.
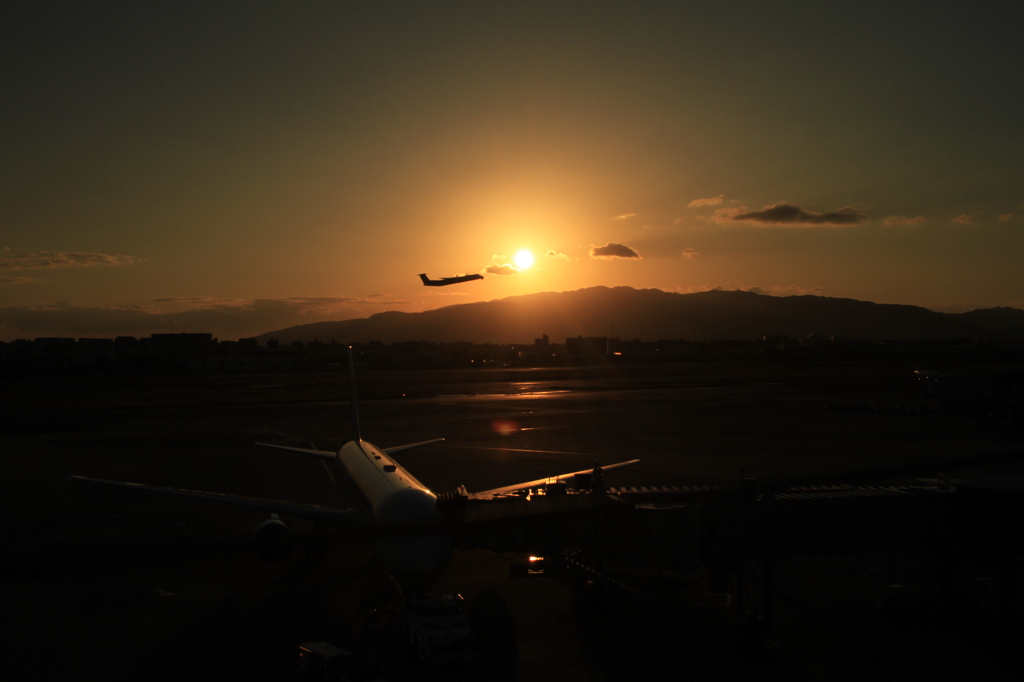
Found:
<box><xmin>514</xmin><ymin>249</ymin><xmax>534</xmax><ymax>270</ymax></box>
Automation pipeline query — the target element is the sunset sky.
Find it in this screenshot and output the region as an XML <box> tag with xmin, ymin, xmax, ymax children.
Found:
<box><xmin>3</xmin><ymin>2</ymin><xmax>1022</xmax><ymax>341</ymax></box>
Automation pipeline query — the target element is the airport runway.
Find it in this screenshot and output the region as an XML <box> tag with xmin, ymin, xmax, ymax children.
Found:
<box><xmin>4</xmin><ymin>364</ymin><xmax>1021</xmax><ymax>680</ymax></box>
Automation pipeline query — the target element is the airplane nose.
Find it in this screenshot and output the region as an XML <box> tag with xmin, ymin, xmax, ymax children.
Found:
<box><xmin>374</xmin><ymin>487</ymin><xmax>439</xmax><ymax>526</ymax></box>
<box><xmin>372</xmin><ymin>489</ymin><xmax>452</xmax><ymax>578</ymax></box>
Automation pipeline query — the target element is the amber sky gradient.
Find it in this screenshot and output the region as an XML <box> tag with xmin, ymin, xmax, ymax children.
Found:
<box><xmin>2</xmin><ymin>2</ymin><xmax>1022</xmax><ymax>340</ymax></box>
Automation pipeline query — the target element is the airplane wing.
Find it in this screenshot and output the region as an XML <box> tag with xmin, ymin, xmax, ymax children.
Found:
<box><xmin>256</xmin><ymin>438</ymin><xmax>443</xmax><ymax>458</ymax></box>
<box><xmin>473</xmin><ymin>458</ymin><xmax>640</xmax><ymax>496</ymax></box>
<box><xmin>255</xmin><ymin>443</ymin><xmax>336</xmax><ymax>460</ymax></box>
<box><xmin>70</xmin><ymin>475</ymin><xmax>364</xmax><ymax>528</ymax></box>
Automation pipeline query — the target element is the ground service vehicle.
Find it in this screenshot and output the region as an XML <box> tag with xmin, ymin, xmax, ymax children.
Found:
<box><xmin>405</xmin><ymin>594</ymin><xmax>478</xmax><ymax>665</ymax></box>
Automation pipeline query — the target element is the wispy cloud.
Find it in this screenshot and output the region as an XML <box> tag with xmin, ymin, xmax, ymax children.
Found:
<box><xmin>483</xmin><ymin>263</ymin><xmax>519</xmax><ymax>275</ymax></box>
<box><xmin>0</xmin><ymin>296</ymin><xmax>386</xmax><ymax>341</ymax></box>
<box><xmin>746</xmin><ymin>284</ymin><xmax>822</xmax><ymax>296</ymax></box>
<box><xmin>952</xmin><ymin>214</ymin><xmax>975</xmax><ymax>225</ymax></box>
<box><xmin>682</xmin><ymin>247</ymin><xmax>699</xmax><ymax>259</ymax></box>
<box><xmin>671</xmin><ymin>284</ymin><xmax>724</xmax><ymax>294</ymax></box>
<box><xmin>998</xmin><ymin>213</ymin><xmax>1014</xmax><ymax>222</ymax></box>
<box><xmin>731</xmin><ymin>203</ymin><xmax>867</xmax><ymax>226</ymax></box>
<box><xmin>671</xmin><ymin>283</ymin><xmax>821</xmax><ymax>296</ymax></box>
<box><xmin>688</xmin><ymin>194</ymin><xmax>725</xmax><ymax>208</ymax></box>
<box><xmin>0</xmin><ymin>251</ymin><xmax>141</xmax><ymax>270</ymax></box>
<box><xmin>545</xmin><ymin>250</ymin><xmax>570</xmax><ymax>260</ymax></box>
<box><xmin>927</xmin><ymin>303</ymin><xmax>984</xmax><ymax>314</ymax></box>
<box><xmin>884</xmin><ymin>215</ymin><xmax>927</xmax><ymax>226</ymax></box>
<box><xmin>613</xmin><ymin>212</ymin><xmax>637</xmax><ymax>220</ymax></box>
<box><xmin>705</xmin><ymin>207</ymin><xmax>746</xmax><ymax>223</ymax></box>
<box><xmin>590</xmin><ymin>243</ymin><xmax>641</xmax><ymax>259</ymax></box>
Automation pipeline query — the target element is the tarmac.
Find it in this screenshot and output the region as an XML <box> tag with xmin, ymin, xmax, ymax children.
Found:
<box><xmin>4</xmin><ymin>362</ymin><xmax>1022</xmax><ymax>680</ymax></box>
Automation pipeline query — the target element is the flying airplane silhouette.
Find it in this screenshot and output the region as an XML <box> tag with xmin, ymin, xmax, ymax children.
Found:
<box><xmin>418</xmin><ymin>273</ymin><xmax>484</xmax><ymax>286</ymax></box>
<box><xmin>72</xmin><ymin>349</ymin><xmax>637</xmax><ymax>591</ymax></box>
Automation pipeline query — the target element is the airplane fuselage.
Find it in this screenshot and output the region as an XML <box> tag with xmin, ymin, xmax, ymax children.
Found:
<box><xmin>334</xmin><ymin>440</ymin><xmax>452</xmax><ymax>581</ymax></box>
<box><xmin>418</xmin><ymin>273</ymin><xmax>483</xmax><ymax>286</ymax></box>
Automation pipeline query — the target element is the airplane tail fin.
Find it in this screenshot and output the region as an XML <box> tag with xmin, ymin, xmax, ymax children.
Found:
<box><xmin>348</xmin><ymin>347</ymin><xmax>362</xmax><ymax>444</ymax></box>
<box><xmin>418</xmin><ymin>273</ymin><xmax>430</xmax><ymax>285</ymax></box>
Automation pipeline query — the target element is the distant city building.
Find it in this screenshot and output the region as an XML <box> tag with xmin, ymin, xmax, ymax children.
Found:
<box><xmin>150</xmin><ymin>333</ymin><xmax>217</xmax><ymax>360</ymax></box>
<box><xmin>565</xmin><ymin>336</ymin><xmax>611</xmax><ymax>357</ymax></box>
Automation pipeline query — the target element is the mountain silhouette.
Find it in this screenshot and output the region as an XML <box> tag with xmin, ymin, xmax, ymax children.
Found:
<box><xmin>256</xmin><ymin>287</ymin><xmax>1024</xmax><ymax>345</ymax></box>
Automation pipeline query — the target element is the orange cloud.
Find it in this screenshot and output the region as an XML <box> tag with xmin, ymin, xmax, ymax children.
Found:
<box><xmin>483</xmin><ymin>263</ymin><xmax>519</xmax><ymax>275</ymax></box>
<box><xmin>688</xmin><ymin>194</ymin><xmax>725</xmax><ymax>208</ymax></box>
<box><xmin>747</xmin><ymin>284</ymin><xmax>823</xmax><ymax>296</ymax></box>
<box><xmin>671</xmin><ymin>283</ymin><xmax>821</xmax><ymax>296</ymax></box>
<box><xmin>705</xmin><ymin>206</ymin><xmax>747</xmax><ymax>223</ymax></box>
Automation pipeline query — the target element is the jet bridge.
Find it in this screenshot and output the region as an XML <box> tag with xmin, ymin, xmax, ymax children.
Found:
<box><xmin>447</xmin><ymin>473</ymin><xmax>1024</xmax><ymax>619</ymax></box>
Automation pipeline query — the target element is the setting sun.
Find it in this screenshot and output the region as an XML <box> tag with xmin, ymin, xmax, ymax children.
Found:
<box><xmin>514</xmin><ymin>249</ymin><xmax>534</xmax><ymax>270</ymax></box>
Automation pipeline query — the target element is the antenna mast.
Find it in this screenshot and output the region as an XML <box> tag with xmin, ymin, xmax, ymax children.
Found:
<box><xmin>347</xmin><ymin>346</ymin><xmax>362</xmax><ymax>443</ymax></box>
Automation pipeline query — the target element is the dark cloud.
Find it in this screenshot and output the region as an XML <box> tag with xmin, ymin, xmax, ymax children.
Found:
<box><xmin>589</xmin><ymin>243</ymin><xmax>641</xmax><ymax>259</ymax></box>
<box><xmin>483</xmin><ymin>264</ymin><xmax>519</xmax><ymax>275</ymax></box>
<box><xmin>0</xmin><ymin>296</ymin><xmax>372</xmax><ymax>341</ymax></box>
<box><xmin>0</xmin><ymin>251</ymin><xmax>140</xmax><ymax>270</ymax></box>
<box><xmin>884</xmin><ymin>215</ymin><xmax>926</xmax><ymax>226</ymax></box>
<box><xmin>153</xmin><ymin>296</ymin><xmax>212</xmax><ymax>303</ymax></box>
<box><xmin>0</xmin><ymin>302</ymin><xmax>161</xmax><ymax>336</ymax></box>
<box><xmin>731</xmin><ymin>203</ymin><xmax>867</xmax><ymax>226</ymax></box>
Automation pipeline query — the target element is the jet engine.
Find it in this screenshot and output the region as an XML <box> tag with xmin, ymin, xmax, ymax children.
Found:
<box><xmin>254</xmin><ymin>513</ymin><xmax>294</xmax><ymax>562</ymax></box>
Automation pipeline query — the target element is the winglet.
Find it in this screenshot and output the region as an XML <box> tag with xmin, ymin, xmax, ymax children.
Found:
<box><xmin>348</xmin><ymin>346</ymin><xmax>362</xmax><ymax>444</ymax></box>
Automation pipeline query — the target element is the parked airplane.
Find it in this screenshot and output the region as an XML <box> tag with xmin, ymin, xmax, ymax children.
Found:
<box><xmin>418</xmin><ymin>273</ymin><xmax>484</xmax><ymax>286</ymax></box>
<box><xmin>72</xmin><ymin>350</ymin><xmax>638</xmax><ymax>591</ymax></box>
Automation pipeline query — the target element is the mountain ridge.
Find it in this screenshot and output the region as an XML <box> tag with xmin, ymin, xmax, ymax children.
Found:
<box><xmin>255</xmin><ymin>287</ymin><xmax>1024</xmax><ymax>345</ymax></box>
